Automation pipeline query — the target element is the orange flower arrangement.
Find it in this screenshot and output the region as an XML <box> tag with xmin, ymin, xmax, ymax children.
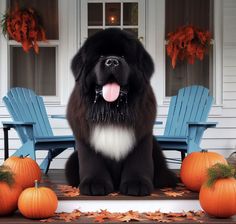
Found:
<box><xmin>1</xmin><ymin>7</ymin><xmax>46</xmax><ymax>53</ymax></box>
<box><xmin>166</xmin><ymin>25</ymin><xmax>211</xmax><ymax>68</ymax></box>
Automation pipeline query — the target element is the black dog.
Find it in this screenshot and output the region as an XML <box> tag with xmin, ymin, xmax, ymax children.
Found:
<box><xmin>65</xmin><ymin>28</ymin><xmax>177</xmax><ymax>196</ymax></box>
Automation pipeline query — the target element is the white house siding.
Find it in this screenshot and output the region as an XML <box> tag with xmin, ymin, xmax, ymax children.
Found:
<box><xmin>0</xmin><ymin>0</ymin><xmax>236</xmax><ymax>169</ymax></box>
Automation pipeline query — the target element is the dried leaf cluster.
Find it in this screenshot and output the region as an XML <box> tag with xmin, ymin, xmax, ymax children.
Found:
<box><xmin>57</xmin><ymin>183</ymin><xmax>191</xmax><ymax>198</ymax></box>
<box><xmin>57</xmin><ymin>184</ymin><xmax>80</xmax><ymax>197</ymax></box>
<box><xmin>40</xmin><ymin>209</ymin><xmax>205</xmax><ymax>223</ymax></box>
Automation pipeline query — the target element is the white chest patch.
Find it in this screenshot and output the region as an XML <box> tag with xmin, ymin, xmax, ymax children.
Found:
<box><xmin>90</xmin><ymin>125</ymin><xmax>136</xmax><ymax>161</ymax></box>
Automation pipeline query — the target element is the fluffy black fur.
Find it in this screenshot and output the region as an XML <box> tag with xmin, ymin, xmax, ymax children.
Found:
<box><xmin>66</xmin><ymin>28</ymin><xmax>178</xmax><ymax>196</ymax></box>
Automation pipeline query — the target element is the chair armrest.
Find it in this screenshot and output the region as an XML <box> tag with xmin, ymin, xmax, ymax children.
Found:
<box><xmin>2</xmin><ymin>121</ymin><xmax>35</xmax><ymax>128</ymax></box>
<box><xmin>50</xmin><ymin>115</ymin><xmax>66</xmax><ymax>119</ymax></box>
<box><xmin>187</xmin><ymin>122</ymin><xmax>217</xmax><ymax>128</ymax></box>
<box><xmin>2</xmin><ymin>121</ymin><xmax>35</xmax><ymax>141</ymax></box>
<box><xmin>155</xmin><ymin>121</ymin><xmax>163</xmax><ymax>125</ymax></box>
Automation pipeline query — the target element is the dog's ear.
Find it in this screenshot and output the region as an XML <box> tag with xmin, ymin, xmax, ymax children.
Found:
<box><xmin>71</xmin><ymin>47</ymin><xmax>85</xmax><ymax>81</ymax></box>
<box><xmin>137</xmin><ymin>42</ymin><xmax>154</xmax><ymax>82</ymax></box>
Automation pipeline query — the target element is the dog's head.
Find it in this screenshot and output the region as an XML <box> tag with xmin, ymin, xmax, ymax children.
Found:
<box><xmin>71</xmin><ymin>28</ymin><xmax>154</xmax><ymax>123</ymax></box>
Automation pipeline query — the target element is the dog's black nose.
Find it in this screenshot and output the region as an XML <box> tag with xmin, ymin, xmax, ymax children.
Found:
<box><xmin>105</xmin><ymin>57</ymin><xmax>120</xmax><ymax>67</ymax></box>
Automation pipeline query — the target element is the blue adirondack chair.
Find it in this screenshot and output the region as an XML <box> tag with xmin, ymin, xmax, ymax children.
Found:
<box><xmin>2</xmin><ymin>87</ymin><xmax>75</xmax><ymax>173</ymax></box>
<box><xmin>155</xmin><ymin>85</ymin><xmax>217</xmax><ymax>162</ymax></box>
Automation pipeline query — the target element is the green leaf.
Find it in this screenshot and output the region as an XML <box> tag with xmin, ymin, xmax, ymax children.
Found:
<box><xmin>206</xmin><ymin>163</ymin><xmax>236</xmax><ymax>187</ymax></box>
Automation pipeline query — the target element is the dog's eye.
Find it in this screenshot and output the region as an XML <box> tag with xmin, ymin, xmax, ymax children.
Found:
<box><xmin>100</xmin><ymin>55</ymin><xmax>104</xmax><ymax>58</ymax></box>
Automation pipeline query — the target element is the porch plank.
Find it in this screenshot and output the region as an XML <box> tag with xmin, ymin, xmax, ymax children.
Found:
<box><xmin>41</xmin><ymin>170</ymin><xmax>198</xmax><ymax>200</ymax></box>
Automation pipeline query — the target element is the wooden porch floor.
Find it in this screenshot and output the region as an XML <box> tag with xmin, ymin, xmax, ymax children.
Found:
<box><xmin>1</xmin><ymin>170</ymin><xmax>236</xmax><ymax>223</ymax></box>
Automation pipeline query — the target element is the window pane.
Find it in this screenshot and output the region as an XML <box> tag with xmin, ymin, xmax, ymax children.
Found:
<box><xmin>10</xmin><ymin>47</ymin><xmax>56</xmax><ymax>96</ymax></box>
<box><xmin>88</xmin><ymin>3</ymin><xmax>103</xmax><ymax>26</ymax></box>
<box><xmin>123</xmin><ymin>28</ymin><xmax>138</xmax><ymax>38</ymax></box>
<box><xmin>123</xmin><ymin>3</ymin><xmax>138</xmax><ymax>26</ymax></box>
<box><xmin>165</xmin><ymin>0</ymin><xmax>213</xmax><ymax>96</ymax></box>
<box><xmin>9</xmin><ymin>0</ymin><xmax>58</xmax><ymax>39</ymax></box>
<box><xmin>105</xmin><ymin>3</ymin><xmax>121</xmax><ymax>26</ymax></box>
<box><xmin>166</xmin><ymin>48</ymin><xmax>212</xmax><ymax>96</ymax></box>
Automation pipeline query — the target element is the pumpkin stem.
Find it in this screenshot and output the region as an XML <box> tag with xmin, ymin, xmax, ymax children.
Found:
<box><xmin>201</xmin><ymin>150</ymin><xmax>208</xmax><ymax>153</ymax></box>
<box><xmin>35</xmin><ymin>180</ymin><xmax>39</xmax><ymax>188</ymax></box>
<box><xmin>206</xmin><ymin>163</ymin><xmax>236</xmax><ymax>187</ymax></box>
<box><xmin>19</xmin><ymin>155</ymin><xmax>24</xmax><ymax>158</ymax></box>
<box><xmin>0</xmin><ymin>165</ymin><xmax>15</xmax><ymax>186</ymax></box>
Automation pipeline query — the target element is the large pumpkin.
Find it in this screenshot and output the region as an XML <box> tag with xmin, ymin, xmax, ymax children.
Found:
<box><xmin>18</xmin><ymin>180</ymin><xmax>58</xmax><ymax>219</ymax></box>
<box><xmin>180</xmin><ymin>150</ymin><xmax>227</xmax><ymax>191</ymax></box>
<box><xmin>4</xmin><ymin>156</ymin><xmax>41</xmax><ymax>189</ymax></box>
<box><xmin>199</xmin><ymin>163</ymin><xmax>236</xmax><ymax>218</ymax></box>
<box><xmin>0</xmin><ymin>166</ymin><xmax>22</xmax><ymax>216</ymax></box>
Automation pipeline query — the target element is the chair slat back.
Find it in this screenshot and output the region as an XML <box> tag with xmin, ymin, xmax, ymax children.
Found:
<box><xmin>3</xmin><ymin>88</ymin><xmax>53</xmax><ymax>140</ymax></box>
<box><xmin>164</xmin><ymin>86</ymin><xmax>213</xmax><ymax>137</ymax></box>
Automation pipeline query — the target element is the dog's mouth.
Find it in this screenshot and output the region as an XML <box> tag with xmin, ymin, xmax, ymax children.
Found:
<box><xmin>94</xmin><ymin>83</ymin><xmax>128</xmax><ymax>104</ymax></box>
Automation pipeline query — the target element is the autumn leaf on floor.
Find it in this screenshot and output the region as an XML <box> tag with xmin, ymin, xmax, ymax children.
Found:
<box><xmin>150</xmin><ymin>193</ymin><xmax>159</xmax><ymax>197</ymax></box>
<box><xmin>108</xmin><ymin>192</ymin><xmax>119</xmax><ymax>196</ymax></box>
<box><xmin>117</xmin><ymin>210</ymin><xmax>145</xmax><ymax>222</ymax></box>
<box><xmin>160</xmin><ymin>187</ymin><xmax>173</xmax><ymax>192</ymax></box>
<box><xmin>40</xmin><ymin>218</ymin><xmax>55</xmax><ymax>222</ymax></box>
<box><xmin>84</xmin><ymin>209</ymin><xmax>122</xmax><ymax>223</ymax></box>
<box><xmin>57</xmin><ymin>184</ymin><xmax>80</xmax><ymax>197</ymax></box>
<box><xmin>144</xmin><ymin>211</ymin><xmax>164</xmax><ymax>221</ymax></box>
<box><xmin>57</xmin><ymin>210</ymin><xmax>82</xmax><ymax>222</ymax></box>
<box><xmin>164</xmin><ymin>191</ymin><xmax>185</xmax><ymax>197</ymax></box>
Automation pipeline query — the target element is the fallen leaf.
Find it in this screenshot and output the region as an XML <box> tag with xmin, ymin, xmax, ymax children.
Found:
<box><xmin>108</xmin><ymin>192</ymin><xmax>119</xmax><ymax>197</ymax></box>
<box><xmin>57</xmin><ymin>184</ymin><xmax>80</xmax><ymax>197</ymax></box>
<box><xmin>160</xmin><ymin>187</ymin><xmax>173</xmax><ymax>192</ymax></box>
<box><xmin>40</xmin><ymin>218</ymin><xmax>55</xmax><ymax>222</ymax></box>
<box><xmin>118</xmin><ymin>210</ymin><xmax>145</xmax><ymax>222</ymax></box>
<box><xmin>164</xmin><ymin>191</ymin><xmax>185</xmax><ymax>197</ymax></box>
<box><xmin>150</xmin><ymin>193</ymin><xmax>159</xmax><ymax>197</ymax></box>
<box><xmin>144</xmin><ymin>211</ymin><xmax>164</xmax><ymax>221</ymax></box>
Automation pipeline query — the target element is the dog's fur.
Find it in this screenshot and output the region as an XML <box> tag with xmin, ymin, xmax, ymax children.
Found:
<box><xmin>65</xmin><ymin>28</ymin><xmax>178</xmax><ymax>196</ymax></box>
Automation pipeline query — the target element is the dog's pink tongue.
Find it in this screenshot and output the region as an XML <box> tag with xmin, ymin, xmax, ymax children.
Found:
<box><xmin>102</xmin><ymin>83</ymin><xmax>120</xmax><ymax>102</ymax></box>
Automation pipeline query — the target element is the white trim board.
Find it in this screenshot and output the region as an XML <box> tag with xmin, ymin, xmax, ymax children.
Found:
<box><xmin>57</xmin><ymin>200</ymin><xmax>202</xmax><ymax>213</ymax></box>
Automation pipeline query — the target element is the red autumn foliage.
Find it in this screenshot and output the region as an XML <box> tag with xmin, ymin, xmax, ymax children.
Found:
<box><xmin>166</xmin><ymin>25</ymin><xmax>211</xmax><ymax>68</ymax></box>
<box><xmin>2</xmin><ymin>7</ymin><xmax>46</xmax><ymax>53</ymax></box>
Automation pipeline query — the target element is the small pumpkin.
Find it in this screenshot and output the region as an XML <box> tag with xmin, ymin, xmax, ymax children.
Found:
<box><xmin>18</xmin><ymin>180</ymin><xmax>58</xmax><ymax>219</ymax></box>
<box><xmin>0</xmin><ymin>165</ymin><xmax>22</xmax><ymax>216</ymax></box>
<box><xmin>199</xmin><ymin>163</ymin><xmax>236</xmax><ymax>218</ymax></box>
<box><xmin>180</xmin><ymin>150</ymin><xmax>227</xmax><ymax>191</ymax></box>
<box><xmin>4</xmin><ymin>155</ymin><xmax>42</xmax><ymax>189</ymax></box>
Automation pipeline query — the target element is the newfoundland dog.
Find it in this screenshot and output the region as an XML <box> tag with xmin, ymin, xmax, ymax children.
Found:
<box><xmin>65</xmin><ymin>28</ymin><xmax>177</xmax><ymax>196</ymax></box>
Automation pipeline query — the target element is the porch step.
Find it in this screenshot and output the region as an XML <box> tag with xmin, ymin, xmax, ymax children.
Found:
<box><xmin>1</xmin><ymin>170</ymin><xmax>236</xmax><ymax>224</ymax></box>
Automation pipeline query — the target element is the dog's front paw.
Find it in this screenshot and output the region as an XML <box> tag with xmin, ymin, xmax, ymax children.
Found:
<box><xmin>120</xmin><ymin>178</ymin><xmax>153</xmax><ymax>196</ymax></box>
<box><xmin>80</xmin><ymin>178</ymin><xmax>114</xmax><ymax>196</ymax></box>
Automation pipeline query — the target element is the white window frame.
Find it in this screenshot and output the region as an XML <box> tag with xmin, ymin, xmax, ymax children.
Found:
<box><xmin>153</xmin><ymin>0</ymin><xmax>223</xmax><ymax>112</ymax></box>
<box><xmin>80</xmin><ymin>0</ymin><xmax>145</xmax><ymax>46</ymax></box>
<box><xmin>0</xmin><ymin>0</ymin><xmax>78</xmax><ymax>106</ymax></box>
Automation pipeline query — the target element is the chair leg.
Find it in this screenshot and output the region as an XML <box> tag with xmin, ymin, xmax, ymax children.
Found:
<box><xmin>13</xmin><ymin>141</ymin><xmax>36</xmax><ymax>160</ymax></box>
<box><xmin>40</xmin><ymin>148</ymin><xmax>67</xmax><ymax>174</ymax></box>
<box><xmin>181</xmin><ymin>151</ymin><xmax>186</xmax><ymax>161</ymax></box>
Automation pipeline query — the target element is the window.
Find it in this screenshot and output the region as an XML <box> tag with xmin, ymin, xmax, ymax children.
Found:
<box><xmin>8</xmin><ymin>0</ymin><xmax>58</xmax><ymax>96</ymax></box>
<box><xmin>165</xmin><ymin>0</ymin><xmax>214</xmax><ymax>96</ymax></box>
<box><xmin>81</xmin><ymin>0</ymin><xmax>145</xmax><ymax>43</ymax></box>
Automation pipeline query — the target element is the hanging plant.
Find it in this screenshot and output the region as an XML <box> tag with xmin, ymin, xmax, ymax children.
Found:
<box><xmin>166</xmin><ymin>25</ymin><xmax>211</xmax><ymax>68</ymax></box>
<box><xmin>1</xmin><ymin>6</ymin><xmax>46</xmax><ymax>53</ymax></box>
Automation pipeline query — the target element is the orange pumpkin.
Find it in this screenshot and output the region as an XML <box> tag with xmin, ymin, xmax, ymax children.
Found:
<box><xmin>18</xmin><ymin>180</ymin><xmax>58</xmax><ymax>219</ymax></box>
<box><xmin>0</xmin><ymin>166</ymin><xmax>22</xmax><ymax>216</ymax></box>
<box><xmin>180</xmin><ymin>150</ymin><xmax>227</xmax><ymax>191</ymax></box>
<box><xmin>199</xmin><ymin>163</ymin><xmax>236</xmax><ymax>218</ymax></box>
<box><xmin>4</xmin><ymin>156</ymin><xmax>42</xmax><ymax>189</ymax></box>
<box><xmin>200</xmin><ymin>178</ymin><xmax>236</xmax><ymax>218</ymax></box>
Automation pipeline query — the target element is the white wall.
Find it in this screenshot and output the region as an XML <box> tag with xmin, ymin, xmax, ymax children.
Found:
<box><xmin>0</xmin><ymin>0</ymin><xmax>236</xmax><ymax>169</ymax></box>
